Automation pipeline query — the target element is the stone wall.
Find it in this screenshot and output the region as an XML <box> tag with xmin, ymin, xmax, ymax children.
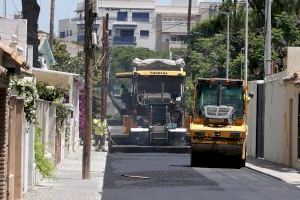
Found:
<box><xmin>0</xmin><ymin>88</ymin><xmax>8</xmax><ymax>200</ymax></box>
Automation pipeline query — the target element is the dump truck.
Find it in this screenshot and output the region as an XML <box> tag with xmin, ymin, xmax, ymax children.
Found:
<box><xmin>109</xmin><ymin>58</ymin><xmax>189</xmax><ymax>152</ymax></box>
<box><xmin>189</xmin><ymin>78</ymin><xmax>250</xmax><ymax>168</ymax></box>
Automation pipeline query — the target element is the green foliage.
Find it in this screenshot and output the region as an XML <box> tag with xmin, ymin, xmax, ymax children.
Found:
<box><xmin>34</xmin><ymin>126</ymin><xmax>55</xmax><ymax>177</ymax></box>
<box><xmin>188</xmin><ymin>34</ymin><xmax>227</xmax><ymax>78</ymax></box>
<box><xmin>187</xmin><ymin>0</ymin><xmax>300</xmax><ymax>81</ymax></box>
<box><xmin>184</xmin><ymin>77</ymin><xmax>195</xmax><ymax>114</ymax></box>
<box><xmin>272</xmin><ymin>12</ymin><xmax>300</xmax><ymax>70</ymax></box>
<box><xmin>56</xmin><ymin>103</ymin><xmax>69</xmax><ymax>128</ymax></box>
<box><xmin>37</xmin><ymin>82</ymin><xmax>68</xmax><ymax>103</ymax></box>
<box><xmin>51</xmin><ymin>40</ymin><xmax>85</xmax><ymax>76</ymax></box>
<box><xmin>9</xmin><ymin>76</ymin><xmax>38</xmax><ymax>123</ymax></box>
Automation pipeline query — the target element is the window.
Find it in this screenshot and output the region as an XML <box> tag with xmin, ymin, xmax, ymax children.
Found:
<box><xmin>117</xmin><ymin>11</ymin><xmax>128</xmax><ymax>21</ymax></box>
<box><xmin>140</xmin><ymin>30</ymin><xmax>149</xmax><ymax>37</ymax></box>
<box><xmin>132</xmin><ymin>12</ymin><xmax>149</xmax><ymax>22</ymax></box>
<box><xmin>170</xmin><ymin>35</ymin><xmax>177</xmax><ymax>41</ymax></box>
<box><xmin>108</xmin><ymin>30</ymin><xmax>112</xmax><ymax>36</ymax></box>
<box><xmin>60</xmin><ymin>32</ymin><xmax>65</xmax><ymax>38</ymax></box>
<box><xmin>77</xmin><ymin>35</ymin><xmax>84</xmax><ymax>42</ymax></box>
<box><xmin>70</xmin><ymin>30</ymin><xmax>72</xmax><ymax>36</ymax></box>
<box><xmin>66</xmin><ymin>30</ymin><xmax>69</xmax><ymax>37</ymax></box>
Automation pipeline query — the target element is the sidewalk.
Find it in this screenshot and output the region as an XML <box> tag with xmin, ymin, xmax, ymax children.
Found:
<box><xmin>246</xmin><ymin>156</ymin><xmax>300</xmax><ymax>189</ymax></box>
<box><xmin>24</xmin><ymin>147</ymin><xmax>107</xmax><ymax>200</ymax></box>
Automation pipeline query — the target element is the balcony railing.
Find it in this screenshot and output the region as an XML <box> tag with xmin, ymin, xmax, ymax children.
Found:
<box><xmin>113</xmin><ymin>36</ymin><xmax>136</xmax><ymax>44</ymax></box>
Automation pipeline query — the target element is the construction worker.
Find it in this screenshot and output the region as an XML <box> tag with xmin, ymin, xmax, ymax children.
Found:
<box><xmin>93</xmin><ymin>118</ymin><xmax>108</xmax><ymax>151</ymax></box>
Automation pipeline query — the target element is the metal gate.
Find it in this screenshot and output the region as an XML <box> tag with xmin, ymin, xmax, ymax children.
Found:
<box><xmin>256</xmin><ymin>83</ymin><xmax>265</xmax><ymax>158</ymax></box>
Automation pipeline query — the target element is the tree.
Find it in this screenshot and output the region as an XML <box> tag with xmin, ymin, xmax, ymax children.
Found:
<box><xmin>51</xmin><ymin>40</ymin><xmax>85</xmax><ymax>76</ymax></box>
<box><xmin>187</xmin><ymin>0</ymin><xmax>300</xmax><ymax>81</ymax></box>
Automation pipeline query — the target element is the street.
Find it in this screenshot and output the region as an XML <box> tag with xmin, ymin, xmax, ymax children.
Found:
<box><xmin>102</xmin><ymin>152</ymin><xmax>300</xmax><ymax>200</ymax></box>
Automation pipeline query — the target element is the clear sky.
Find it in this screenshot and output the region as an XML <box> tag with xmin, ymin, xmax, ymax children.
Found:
<box><xmin>1</xmin><ymin>0</ymin><xmax>173</xmax><ymax>35</ymax></box>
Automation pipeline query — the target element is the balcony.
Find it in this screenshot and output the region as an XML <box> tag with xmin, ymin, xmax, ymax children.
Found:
<box><xmin>113</xmin><ymin>36</ymin><xmax>136</xmax><ymax>45</ymax></box>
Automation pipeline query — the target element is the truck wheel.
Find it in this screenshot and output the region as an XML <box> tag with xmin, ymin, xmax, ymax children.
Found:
<box><xmin>191</xmin><ymin>150</ymin><xmax>198</xmax><ymax>167</ymax></box>
<box><xmin>240</xmin><ymin>158</ymin><xmax>246</xmax><ymax>168</ymax></box>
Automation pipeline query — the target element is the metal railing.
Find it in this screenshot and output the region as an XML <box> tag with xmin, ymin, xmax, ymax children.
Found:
<box><xmin>113</xmin><ymin>36</ymin><xmax>136</xmax><ymax>44</ymax></box>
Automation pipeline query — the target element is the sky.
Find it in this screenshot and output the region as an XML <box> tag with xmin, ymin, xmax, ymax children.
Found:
<box><xmin>1</xmin><ymin>0</ymin><xmax>182</xmax><ymax>35</ymax></box>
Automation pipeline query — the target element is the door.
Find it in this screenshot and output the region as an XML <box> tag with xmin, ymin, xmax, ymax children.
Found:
<box><xmin>289</xmin><ymin>99</ymin><xmax>293</xmax><ymax>167</ymax></box>
<box><xmin>256</xmin><ymin>83</ymin><xmax>265</xmax><ymax>158</ymax></box>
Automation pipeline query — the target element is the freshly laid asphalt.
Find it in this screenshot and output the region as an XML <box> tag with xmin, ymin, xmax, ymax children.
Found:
<box><xmin>102</xmin><ymin>153</ymin><xmax>300</xmax><ymax>200</ymax></box>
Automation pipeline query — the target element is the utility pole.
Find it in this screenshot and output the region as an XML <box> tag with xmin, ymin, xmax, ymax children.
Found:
<box><xmin>49</xmin><ymin>0</ymin><xmax>55</xmax><ymax>50</ymax></box>
<box><xmin>245</xmin><ymin>0</ymin><xmax>249</xmax><ymax>82</ymax></box>
<box><xmin>4</xmin><ymin>0</ymin><xmax>6</xmax><ymax>18</ymax></box>
<box><xmin>101</xmin><ymin>13</ymin><xmax>109</xmax><ymax>122</ymax></box>
<box><xmin>187</xmin><ymin>0</ymin><xmax>192</xmax><ymax>34</ymax></box>
<box><xmin>226</xmin><ymin>14</ymin><xmax>230</xmax><ymax>79</ymax></box>
<box><xmin>82</xmin><ymin>0</ymin><xmax>94</xmax><ymax>180</ymax></box>
<box><xmin>264</xmin><ymin>0</ymin><xmax>272</xmax><ymax>76</ymax></box>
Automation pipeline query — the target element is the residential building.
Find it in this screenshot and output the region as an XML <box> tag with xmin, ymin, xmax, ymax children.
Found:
<box><xmin>59</xmin><ymin>0</ymin><xmax>156</xmax><ymax>50</ymax></box>
<box><xmin>155</xmin><ymin>4</ymin><xmax>198</xmax><ymax>50</ymax></box>
<box><xmin>99</xmin><ymin>0</ymin><xmax>156</xmax><ymax>50</ymax></box>
<box><xmin>155</xmin><ymin>1</ymin><xmax>220</xmax><ymax>51</ymax></box>
<box><xmin>58</xmin><ymin>0</ymin><xmax>220</xmax><ymax>51</ymax></box>
<box><xmin>58</xmin><ymin>18</ymin><xmax>78</xmax><ymax>42</ymax></box>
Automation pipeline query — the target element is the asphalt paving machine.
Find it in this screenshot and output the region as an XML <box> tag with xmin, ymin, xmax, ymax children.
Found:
<box><xmin>110</xmin><ymin>58</ymin><xmax>189</xmax><ymax>153</ymax></box>
<box><xmin>189</xmin><ymin>78</ymin><xmax>250</xmax><ymax>168</ymax></box>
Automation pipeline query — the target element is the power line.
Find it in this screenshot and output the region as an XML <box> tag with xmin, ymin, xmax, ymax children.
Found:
<box><xmin>12</xmin><ymin>0</ymin><xmax>19</xmax><ymax>12</ymax></box>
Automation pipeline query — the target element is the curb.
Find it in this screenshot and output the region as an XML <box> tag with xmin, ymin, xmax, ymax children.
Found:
<box><xmin>245</xmin><ymin>163</ymin><xmax>283</xmax><ymax>182</ymax></box>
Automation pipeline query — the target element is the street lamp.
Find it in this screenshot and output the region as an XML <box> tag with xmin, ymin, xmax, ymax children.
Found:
<box><xmin>245</xmin><ymin>0</ymin><xmax>249</xmax><ymax>83</ymax></box>
<box><xmin>218</xmin><ymin>11</ymin><xmax>230</xmax><ymax>79</ymax></box>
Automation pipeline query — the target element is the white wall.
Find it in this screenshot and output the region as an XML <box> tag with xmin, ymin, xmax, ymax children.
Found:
<box><xmin>247</xmin><ymin>81</ymin><xmax>258</xmax><ymax>157</ymax></box>
<box><xmin>58</xmin><ymin>19</ymin><xmax>78</xmax><ymax>42</ymax></box>
<box><xmin>264</xmin><ymin>72</ymin><xmax>288</xmax><ymax>164</ymax></box>
<box><xmin>263</xmin><ymin>71</ymin><xmax>300</xmax><ymax>168</ymax></box>
<box><xmin>0</xmin><ymin>18</ymin><xmax>27</xmax><ymax>57</ymax></box>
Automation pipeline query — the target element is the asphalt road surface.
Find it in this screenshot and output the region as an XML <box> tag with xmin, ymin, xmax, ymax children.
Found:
<box><xmin>102</xmin><ymin>153</ymin><xmax>300</xmax><ymax>200</ymax></box>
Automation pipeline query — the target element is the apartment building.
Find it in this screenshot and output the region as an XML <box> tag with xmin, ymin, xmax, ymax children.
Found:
<box><xmin>155</xmin><ymin>0</ymin><xmax>220</xmax><ymax>51</ymax></box>
<box><xmin>98</xmin><ymin>0</ymin><xmax>156</xmax><ymax>50</ymax></box>
<box><xmin>58</xmin><ymin>0</ymin><xmax>220</xmax><ymax>51</ymax></box>
<box><xmin>59</xmin><ymin>0</ymin><xmax>156</xmax><ymax>50</ymax></box>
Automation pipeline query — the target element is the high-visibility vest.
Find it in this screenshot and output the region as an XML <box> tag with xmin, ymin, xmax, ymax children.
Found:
<box><xmin>93</xmin><ymin>119</ymin><xmax>108</xmax><ymax>136</ymax></box>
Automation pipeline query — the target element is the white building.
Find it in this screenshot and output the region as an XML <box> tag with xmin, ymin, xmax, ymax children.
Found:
<box><xmin>0</xmin><ymin>18</ymin><xmax>28</xmax><ymax>58</ymax></box>
<box><xmin>58</xmin><ymin>0</ymin><xmax>220</xmax><ymax>51</ymax></box>
<box><xmin>155</xmin><ymin>0</ymin><xmax>220</xmax><ymax>51</ymax></box>
<box><xmin>58</xmin><ymin>18</ymin><xmax>78</xmax><ymax>42</ymax></box>
<box><xmin>98</xmin><ymin>0</ymin><xmax>156</xmax><ymax>50</ymax></box>
<box><xmin>59</xmin><ymin>0</ymin><xmax>156</xmax><ymax>50</ymax></box>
